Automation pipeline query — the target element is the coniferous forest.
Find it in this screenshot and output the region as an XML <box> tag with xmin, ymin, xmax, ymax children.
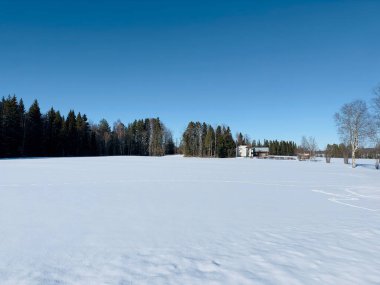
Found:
<box><xmin>237</xmin><ymin>134</ymin><xmax>297</xmax><ymax>156</ymax></box>
<box><xmin>0</xmin><ymin>95</ymin><xmax>175</xmax><ymax>158</ymax></box>
<box><xmin>267</xmin><ymin>140</ymin><xmax>297</xmax><ymax>156</ymax></box>
<box><xmin>252</xmin><ymin>139</ymin><xmax>297</xmax><ymax>156</ymax></box>
<box><xmin>181</xmin><ymin>122</ymin><xmax>236</xmax><ymax>158</ymax></box>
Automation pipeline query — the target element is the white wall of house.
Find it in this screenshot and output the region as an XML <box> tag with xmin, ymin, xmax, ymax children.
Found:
<box><xmin>238</xmin><ymin>145</ymin><xmax>248</xmax><ymax>157</ymax></box>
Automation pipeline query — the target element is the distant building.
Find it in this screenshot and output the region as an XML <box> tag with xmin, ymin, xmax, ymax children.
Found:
<box><xmin>297</xmin><ymin>153</ymin><xmax>311</xmax><ymax>161</ymax></box>
<box><xmin>253</xmin><ymin>147</ymin><xmax>269</xmax><ymax>158</ymax></box>
<box><xmin>237</xmin><ymin>146</ymin><xmax>270</xmax><ymax>158</ymax></box>
<box><xmin>237</xmin><ymin>145</ymin><xmax>248</xmax><ymax>157</ymax></box>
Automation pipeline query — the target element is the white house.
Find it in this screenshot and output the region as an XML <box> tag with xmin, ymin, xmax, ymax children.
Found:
<box><xmin>237</xmin><ymin>146</ymin><xmax>270</xmax><ymax>158</ymax></box>
<box><xmin>237</xmin><ymin>145</ymin><xmax>248</xmax><ymax>157</ymax></box>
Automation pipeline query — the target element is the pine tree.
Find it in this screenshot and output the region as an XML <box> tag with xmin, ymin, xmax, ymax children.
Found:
<box><xmin>76</xmin><ymin>113</ymin><xmax>90</xmax><ymax>156</ymax></box>
<box><xmin>224</xmin><ymin>127</ymin><xmax>236</xmax><ymax>157</ymax></box>
<box><xmin>64</xmin><ymin>110</ymin><xmax>78</xmax><ymax>156</ymax></box>
<box><xmin>0</xmin><ymin>96</ymin><xmax>23</xmax><ymax>156</ymax></box>
<box><xmin>44</xmin><ymin>107</ymin><xmax>57</xmax><ymax>156</ymax></box>
<box><xmin>97</xmin><ymin>119</ymin><xmax>111</xmax><ymax>155</ymax></box>
<box><xmin>204</xmin><ymin>125</ymin><xmax>215</xmax><ymax>157</ymax></box>
<box><xmin>90</xmin><ymin>130</ymin><xmax>98</xmax><ymax>156</ymax></box>
<box><xmin>237</xmin><ymin>132</ymin><xmax>244</xmax><ymax>146</ymax></box>
<box><xmin>55</xmin><ymin>111</ymin><xmax>66</xmax><ymax>156</ymax></box>
<box><xmin>182</xmin><ymin>121</ymin><xmax>195</xmax><ymax>156</ymax></box>
<box><xmin>25</xmin><ymin>99</ymin><xmax>43</xmax><ymax>157</ymax></box>
<box><xmin>0</xmin><ymin>97</ymin><xmax>4</xmax><ymax>157</ymax></box>
<box><xmin>201</xmin><ymin>123</ymin><xmax>207</xmax><ymax>157</ymax></box>
<box><xmin>18</xmin><ymin>98</ymin><xmax>26</xmax><ymax>155</ymax></box>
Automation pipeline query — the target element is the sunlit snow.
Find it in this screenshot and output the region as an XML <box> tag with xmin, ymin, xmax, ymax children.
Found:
<box><xmin>0</xmin><ymin>156</ymin><xmax>379</xmax><ymax>284</ymax></box>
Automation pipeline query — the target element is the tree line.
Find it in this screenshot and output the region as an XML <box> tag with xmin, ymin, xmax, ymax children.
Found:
<box><xmin>0</xmin><ymin>96</ymin><xmax>298</xmax><ymax>159</ymax></box>
<box><xmin>253</xmin><ymin>139</ymin><xmax>297</xmax><ymax>156</ymax></box>
<box><xmin>0</xmin><ymin>95</ymin><xmax>175</xmax><ymax>158</ymax></box>
<box><xmin>236</xmin><ymin>133</ymin><xmax>297</xmax><ymax>156</ymax></box>
<box><xmin>325</xmin><ymin>144</ymin><xmax>350</xmax><ymax>158</ymax></box>
<box><xmin>182</xmin><ymin>126</ymin><xmax>298</xmax><ymax>158</ymax></box>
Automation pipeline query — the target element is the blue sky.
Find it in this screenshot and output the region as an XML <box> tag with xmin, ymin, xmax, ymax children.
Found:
<box><xmin>1</xmin><ymin>0</ymin><xmax>379</xmax><ymax>147</ymax></box>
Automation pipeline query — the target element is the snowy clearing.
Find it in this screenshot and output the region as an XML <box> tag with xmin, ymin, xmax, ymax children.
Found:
<box><xmin>0</xmin><ymin>156</ymin><xmax>380</xmax><ymax>284</ymax></box>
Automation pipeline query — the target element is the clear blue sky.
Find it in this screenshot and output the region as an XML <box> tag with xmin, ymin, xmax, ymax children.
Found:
<box><xmin>1</xmin><ymin>0</ymin><xmax>379</xmax><ymax>147</ymax></box>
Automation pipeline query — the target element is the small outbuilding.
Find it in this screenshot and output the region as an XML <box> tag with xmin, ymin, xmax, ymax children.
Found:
<box><xmin>297</xmin><ymin>153</ymin><xmax>311</xmax><ymax>161</ymax></box>
<box><xmin>253</xmin><ymin>147</ymin><xmax>270</xmax><ymax>158</ymax></box>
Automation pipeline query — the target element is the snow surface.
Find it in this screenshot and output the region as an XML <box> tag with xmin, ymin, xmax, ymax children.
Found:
<box><xmin>0</xmin><ymin>156</ymin><xmax>380</xmax><ymax>284</ymax></box>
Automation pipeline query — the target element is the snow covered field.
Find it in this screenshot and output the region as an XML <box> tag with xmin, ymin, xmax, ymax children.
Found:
<box><xmin>0</xmin><ymin>156</ymin><xmax>380</xmax><ymax>284</ymax></box>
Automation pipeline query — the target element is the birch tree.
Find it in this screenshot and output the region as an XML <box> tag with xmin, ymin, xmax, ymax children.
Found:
<box><xmin>334</xmin><ymin>100</ymin><xmax>374</xmax><ymax>168</ymax></box>
<box><xmin>300</xmin><ymin>136</ymin><xmax>318</xmax><ymax>159</ymax></box>
<box><xmin>373</xmin><ymin>85</ymin><xmax>380</xmax><ymax>125</ymax></box>
<box><xmin>372</xmin><ymin>85</ymin><xmax>380</xmax><ymax>166</ymax></box>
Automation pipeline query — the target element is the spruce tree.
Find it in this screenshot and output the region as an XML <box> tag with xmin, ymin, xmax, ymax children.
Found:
<box><xmin>17</xmin><ymin>99</ymin><xmax>27</xmax><ymax>156</ymax></box>
<box><xmin>76</xmin><ymin>113</ymin><xmax>90</xmax><ymax>156</ymax></box>
<box><xmin>0</xmin><ymin>97</ymin><xmax>4</xmax><ymax>157</ymax></box>
<box><xmin>1</xmin><ymin>96</ymin><xmax>22</xmax><ymax>156</ymax></box>
<box><xmin>204</xmin><ymin>125</ymin><xmax>215</xmax><ymax>157</ymax></box>
<box><xmin>97</xmin><ymin>119</ymin><xmax>111</xmax><ymax>155</ymax></box>
<box><xmin>65</xmin><ymin>110</ymin><xmax>78</xmax><ymax>156</ymax></box>
<box><xmin>25</xmin><ymin>99</ymin><xmax>43</xmax><ymax>157</ymax></box>
<box><xmin>44</xmin><ymin>107</ymin><xmax>57</xmax><ymax>156</ymax></box>
<box><xmin>215</xmin><ymin>126</ymin><xmax>224</xmax><ymax>157</ymax></box>
<box><xmin>224</xmin><ymin>127</ymin><xmax>236</xmax><ymax>157</ymax></box>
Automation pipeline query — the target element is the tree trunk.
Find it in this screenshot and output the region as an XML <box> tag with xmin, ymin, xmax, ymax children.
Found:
<box><xmin>351</xmin><ymin>149</ymin><xmax>356</xmax><ymax>168</ymax></box>
<box><xmin>343</xmin><ymin>152</ymin><xmax>349</xmax><ymax>164</ymax></box>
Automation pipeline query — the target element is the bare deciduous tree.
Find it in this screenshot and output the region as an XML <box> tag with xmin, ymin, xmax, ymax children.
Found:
<box><xmin>335</xmin><ymin>100</ymin><xmax>374</xmax><ymax>168</ymax></box>
<box><xmin>373</xmin><ymin>85</ymin><xmax>380</xmax><ymax>125</ymax></box>
<box><xmin>300</xmin><ymin>136</ymin><xmax>318</xmax><ymax>160</ymax></box>
<box><xmin>372</xmin><ymin>85</ymin><xmax>380</xmax><ymax>168</ymax></box>
<box><xmin>114</xmin><ymin>120</ymin><xmax>126</xmax><ymax>155</ymax></box>
<box><xmin>308</xmin><ymin>136</ymin><xmax>318</xmax><ymax>159</ymax></box>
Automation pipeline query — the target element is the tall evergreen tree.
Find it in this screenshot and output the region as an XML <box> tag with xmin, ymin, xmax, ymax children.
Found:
<box><xmin>64</xmin><ymin>110</ymin><xmax>78</xmax><ymax>156</ymax></box>
<box><xmin>223</xmin><ymin>127</ymin><xmax>236</xmax><ymax>157</ymax></box>
<box><xmin>18</xmin><ymin>98</ymin><xmax>26</xmax><ymax>156</ymax></box>
<box><xmin>44</xmin><ymin>107</ymin><xmax>57</xmax><ymax>156</ymax></box>
<box><xmin>25</xmin><ymin>99</ymin><xmax>43</xmax><ymax>157</ymax></box>
<box><xmin>97</xmin><ymin>119</ymin><xmax>111</xmax><ymax>155</ymax></box>
<box><xmin>0</xmin><ymin>97</ymin><xmax>3</xmax><ymax>157</ymax></box>
<box><xmin>204</xmin><ymin>125</ymin><xmax>215</xmax><ymax>157</ymax></box>
<box><xmin>76</xmin><ymin>113</ymin><xmax>90</xmax><ymax>156</ymax></box>
<box><xmin>0</xmin><ymin>96</ymin><xmax>23</xmax><ymax>157</ymax></box>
